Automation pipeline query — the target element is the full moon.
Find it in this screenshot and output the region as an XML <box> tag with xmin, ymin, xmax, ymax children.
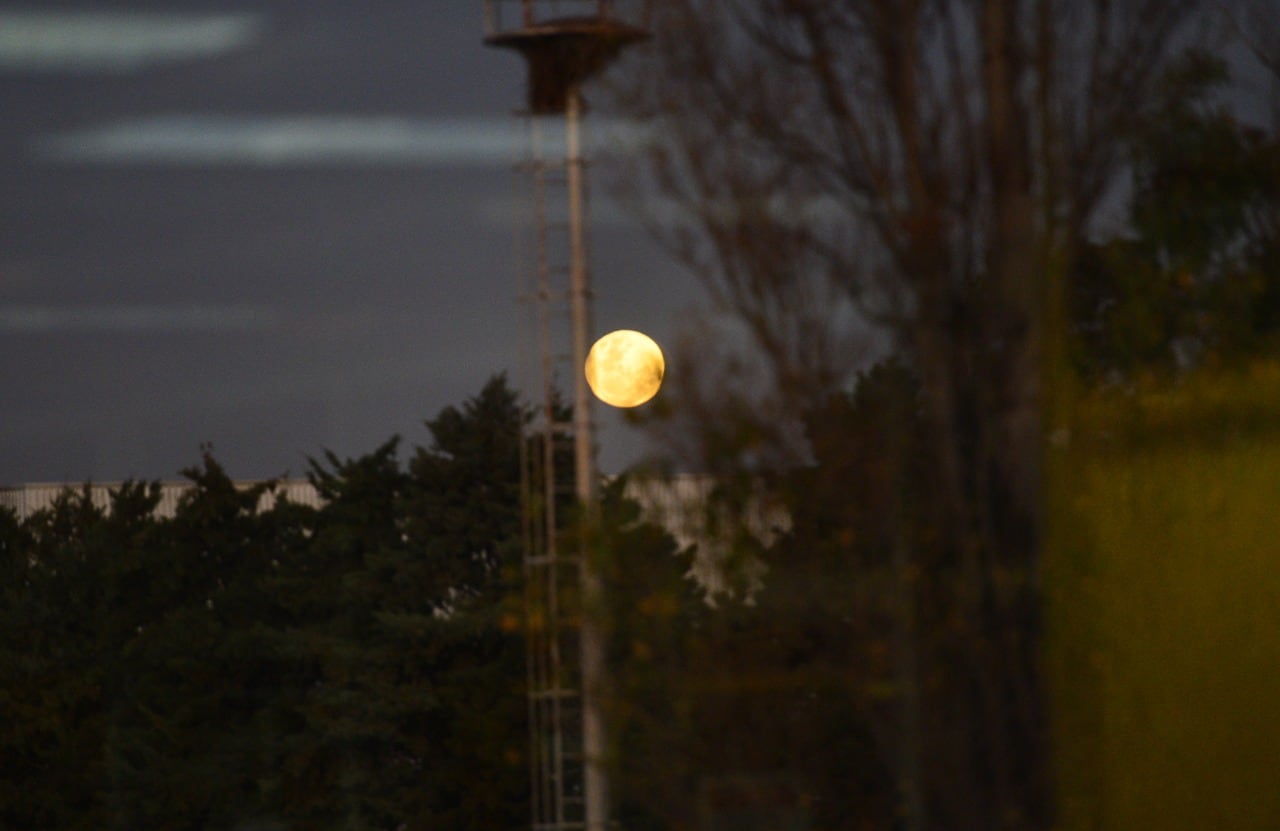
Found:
<box><xmin>585</xmin><ymin>329</ymin><xmax>665</xmax><ymax>408</ymax></box>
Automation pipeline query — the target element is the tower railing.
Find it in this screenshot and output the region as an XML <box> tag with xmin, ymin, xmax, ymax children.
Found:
<box><xmin>484</xmin><ymin>1</ymin><xmax>650</xmax><ymax>36</ymax></box>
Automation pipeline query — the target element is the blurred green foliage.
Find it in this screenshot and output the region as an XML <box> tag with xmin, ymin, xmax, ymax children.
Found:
<box><xmin>1048</xmin><ymin>364</ymin><xmax>1280</xmax><ymax>830</ymax></box>
<box><xmin>1051</xmin><ymin>51</ymin><xmax>1280</xmax><ymax>827</ymax></box>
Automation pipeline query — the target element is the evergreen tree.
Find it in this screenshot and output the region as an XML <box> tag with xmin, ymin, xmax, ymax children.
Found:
<box><xmin>0</xmin><ymin>376</ymin><xmax>533</xmax><ymax>831</ymax></box>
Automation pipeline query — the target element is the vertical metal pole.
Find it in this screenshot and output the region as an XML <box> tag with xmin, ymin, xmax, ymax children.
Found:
<box><xmin>566</xmin><ymin>85</ymin><xmax>608</xmax><ymax>831</ymax></box>
<box><xmin>567</xmin><ymin>85</ymin><xmax>594</xmax><ymax>509</ymax></box>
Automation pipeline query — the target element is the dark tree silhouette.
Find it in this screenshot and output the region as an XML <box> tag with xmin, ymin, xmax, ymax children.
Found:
<box><xmin>0</xmin><ymin>377</ymin><xmax>534</xmax><ymax>831</ymax></box>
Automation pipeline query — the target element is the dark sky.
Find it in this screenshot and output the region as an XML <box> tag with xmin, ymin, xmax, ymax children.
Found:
<box><xmin>0</xmin><ymin>1</ymin><xmax>695</xmax><ymax>484</ymax></box>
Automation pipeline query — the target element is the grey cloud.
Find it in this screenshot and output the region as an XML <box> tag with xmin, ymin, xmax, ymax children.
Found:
<box><xmin>0</xmin><ymin>11</ymin><xmax>265</xmax><ymax>73</ymax></box>
<box><xmin>34</xmin><ymin>115</ymin><xmax>648</xmax><ymax>167</ymax></box>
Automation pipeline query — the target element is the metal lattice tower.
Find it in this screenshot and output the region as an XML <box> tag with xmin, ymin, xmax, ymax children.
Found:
<box><xmin>483</xmin><ymin>5</ymin><xmax>649</xmax><ymax>831</ymax></box>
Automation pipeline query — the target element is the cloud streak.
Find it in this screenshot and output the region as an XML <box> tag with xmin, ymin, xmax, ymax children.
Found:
<box><xmin>35</xmin><ymin>115</ymin><xmax>645</xmax><ymax>167</ymax></box>
<box><xmin>0</xmin><ymin>11</ymin><xmax>264</xmax><ymax>73</ymax></box>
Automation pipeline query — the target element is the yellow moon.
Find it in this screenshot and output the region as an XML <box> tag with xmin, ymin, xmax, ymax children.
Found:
<box><xmin>585</xmin><ymin>329</ymin><xmax>665</xmax><ymax>408</ymax></box>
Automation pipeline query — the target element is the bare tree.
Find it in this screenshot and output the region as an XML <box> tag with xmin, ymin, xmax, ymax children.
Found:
<box><xmin>609</xmin><ymin>1</ymin><xmax>1210</xmax><ymax>829</ymax></box>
